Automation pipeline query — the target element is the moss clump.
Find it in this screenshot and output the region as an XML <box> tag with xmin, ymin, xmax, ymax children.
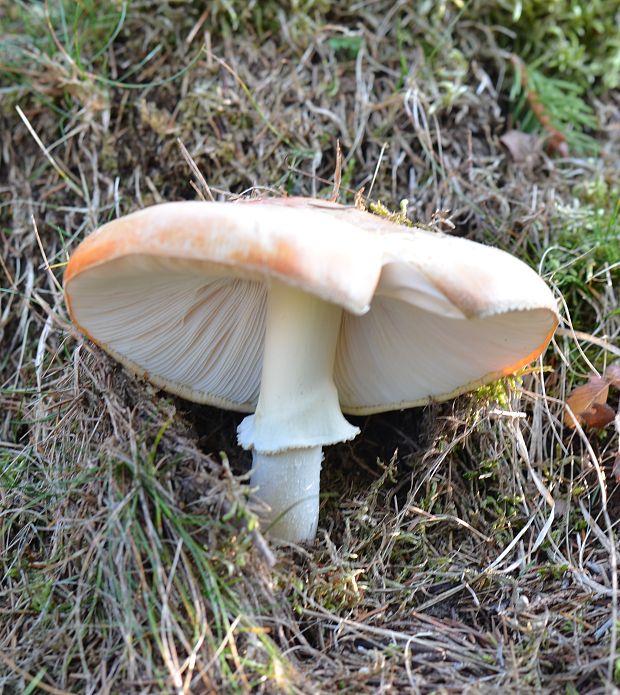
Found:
<box><xmin>461</xmin><ymin>0</ymin><xmax>620</xmax><ymax>91</ymax></box>
<box><xmin>368</xmin><ymin>199</ymin><xmax>414</xmax><ymax>227</ymax></box>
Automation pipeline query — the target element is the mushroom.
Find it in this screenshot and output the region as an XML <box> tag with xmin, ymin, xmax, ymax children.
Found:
<box><xmin>64</xmin><ymin>198</ymin><xmax>559</xmax><ymax>542</ymax></box>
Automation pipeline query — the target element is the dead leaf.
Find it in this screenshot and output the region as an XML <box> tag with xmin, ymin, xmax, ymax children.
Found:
<box><xmin>605</xmin><ymin>360</ymin><xmax>620</xmax><ymax>388</ymax></box>
<box><xmin>582</xmin><ymin>402</ymin><xmax>617</xmax><ymax>429</ymax></box>
<box><xmin>564</xmin><ymin>362</ymin><xmax>620</xmax><ymax>429</ymax></box>
<box><xmin>564</xmin><ymin>376</ymin><xmax>613</xmax><ymax>428</ymax></box>
<box><xmin>613</xmin><ymin>453</ymin><xmax>620</xmax><ymax>483</ymax></box>
<box><xmin>500</xmin><ymin>130</ymin><xmax>542</xmax><ymax>164</ymax></box>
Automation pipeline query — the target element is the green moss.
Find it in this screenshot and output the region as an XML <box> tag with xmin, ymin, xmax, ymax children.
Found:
<box><xmin>462</xmin><ymin>0</ymin><xmax>620</xmax><ymax>91</ymax></box>
<box><xmin>543</xmin><ymin>187</ymin><xmax>619</xmax><ymax>322</ymax></box>
<box><xmin>368</xmin><ymin>199</ymin><xmax>413</xmax><ymax>227</ymax></box>
<box><xmin>328</xmin><ymin>36</ymin><xmax>362</xmax><ymax>60</ymax></box>
<box><xmin>537</xmin><ymin>563</ymin><xmax>570</xmax><ymax>580</ymax></box>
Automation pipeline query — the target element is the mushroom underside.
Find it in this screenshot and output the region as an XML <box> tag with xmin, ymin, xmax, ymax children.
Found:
<box><xmin>66</xmin><ymin>254</ymin><xmax>557</xmax><ymax>414</ymax></box>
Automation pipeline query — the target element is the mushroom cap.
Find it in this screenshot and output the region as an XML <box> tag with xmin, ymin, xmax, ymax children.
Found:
<box><xmin>64</xmin><ymin>198</ymin><xmax>559</xmax><ymax>414</ymax></box>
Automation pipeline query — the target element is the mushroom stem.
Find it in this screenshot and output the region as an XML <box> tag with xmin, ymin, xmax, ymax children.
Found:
<box><xmin>237</xmin><ymin>280</ymin><xmax>359</xmax><ymax>542</ymax></box>
<box><xmin>250</xmin><ymin>447</ymin><xmax>322</xmax><ymax>541</ymax></box>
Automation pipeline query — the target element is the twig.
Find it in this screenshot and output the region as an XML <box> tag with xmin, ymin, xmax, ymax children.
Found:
<box><xmin>329</xmin><ymin>140</ymin><xmax>342</xmax><ymax>203</ymax></box>
<box><xmin>555</xmin><ymin>327</ymin><xmax>620</xmax><ymax>359</ymax></box>
<box><xmin>366</xmin><ymin>141</ymin><xmax>387</xmax><ymax>202</ymax></box>
<box><xmin>177</xmin><ymin>138</ymin><xmax>215</xmax><ymax>201</ymax></box>
<box><xmin>32</xmin><ymin>215</ymin><xmax>64</xmax><ymax>294</ymax></box>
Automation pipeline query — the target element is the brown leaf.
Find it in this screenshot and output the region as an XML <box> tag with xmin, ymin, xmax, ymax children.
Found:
<box><xmin>500</xmin><ymin>130</ymin><xmax>543</xmax><ymax>163</ymax></box>
<box><xmin>605</xmin><ymin>360</ymin><xmax>620</xmax><ymax>388</ymax></box>
<box><xmin>613</xmin><ymin>453</ymin><xmax>620</xmax><ymax>483</ymax></box>
<box><xmin>564</xmin><ymin>376</ymin><xmax>612</xmax><ymax>428</ymax></box>
<box><xmin>582</xmin><ymin>402</ymin><xmax>617</xmax><ymax>429</ymax></box>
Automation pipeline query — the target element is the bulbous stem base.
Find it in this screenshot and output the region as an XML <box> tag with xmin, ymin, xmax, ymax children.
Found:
<box><xmin>250</xmin><ymin>447</ymin><xmax>322</xmax><ymax>543</ymax></box>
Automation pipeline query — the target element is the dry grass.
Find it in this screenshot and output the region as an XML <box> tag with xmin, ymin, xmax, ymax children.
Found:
<box><xmin>1</xmin><ymin>1</ymin><xmax>619</xmax><ymax>693</ymax></box>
